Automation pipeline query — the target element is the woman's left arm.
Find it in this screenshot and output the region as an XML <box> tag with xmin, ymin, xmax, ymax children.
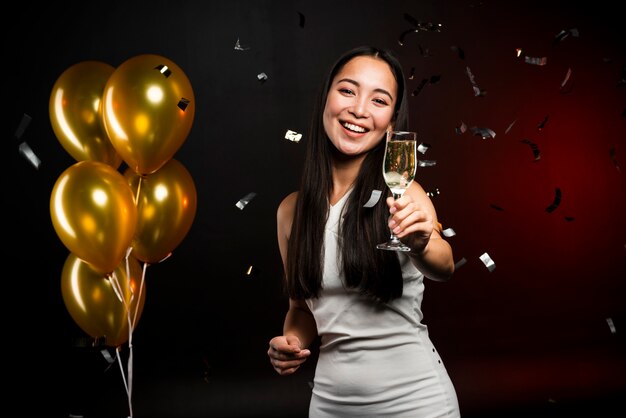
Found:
<box><xmin>385</xmin><ymin>181</ymin><xmax>455</xmax><ymax>281</ymax></box>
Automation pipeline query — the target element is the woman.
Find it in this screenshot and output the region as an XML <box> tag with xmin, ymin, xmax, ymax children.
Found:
<box><xmin>268</xmin><ymin>45</ymin><xmax>460</xmax><ymax>417</ymax></box>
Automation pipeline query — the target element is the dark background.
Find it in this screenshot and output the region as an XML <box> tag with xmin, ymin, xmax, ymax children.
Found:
<box><xmin>4</xmin><ymin>1</ymin><xmax>625</xmax><ymax>417</ymax></box>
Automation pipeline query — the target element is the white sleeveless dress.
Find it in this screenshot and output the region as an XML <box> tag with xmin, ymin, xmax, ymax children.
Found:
<box><xmin>306</xmin><ymin>190</ymin><xmax>461</xmax><ymax>417</ymax></box>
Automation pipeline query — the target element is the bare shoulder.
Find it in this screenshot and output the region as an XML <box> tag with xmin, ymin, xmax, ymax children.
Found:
<box><xmin>277</xmin><ymin>191</ymin><xmax>298</xmax><ymax>221</ymax></box>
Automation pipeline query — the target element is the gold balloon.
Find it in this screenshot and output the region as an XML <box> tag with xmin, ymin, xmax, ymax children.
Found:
<box><xmin>61</xmin><ymin>253</ymin><xmax>146</xmax><ymax>347</ymax></box>
<box><xmin>125</xmin><ymin>159</ymin><xmax>197</xmax><ymax>264</ymax></box>
<box><xmin>102</xmin><ymin>54</ymin><xmax>195</xmax><ymax>175</ymax></box>
<box><xmin>49</xmin><ymin>61</ymin><xmax>123</xmax><ymax>168</ymax></box>
<box><xmin>50</xmin><ymin>160</ymin><xmax>137</xmax><ymax>274</ymax></box>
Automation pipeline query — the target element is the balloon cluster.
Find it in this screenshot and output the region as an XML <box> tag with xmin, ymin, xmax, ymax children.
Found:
<box><xmin>49</xmin><ymin>55</ymin><xmax>197</xmax><ymax>347</ymax></box>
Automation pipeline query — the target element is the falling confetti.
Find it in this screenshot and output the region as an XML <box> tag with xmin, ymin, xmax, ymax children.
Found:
<box><xmin>465</xmin><ymin>66</ymin><xmax>486</xmax><ymax>96</ymax></box>
<box><xmin>285</xmin><ymin>130</ymin><xmax>302</xmax><ymax>142</ymax></box>
<box><xmin>397</xmin><ymin>14</ymin><xmax>442</xmax><ymax>46</ymax></box>
<box><xmin>553</xmin><ymin>28</ymin><xmax>579</xmax><ymax>45</ymax></box>
<box><xmin>234</xmin><ymin>38</ymin><xmax>250</xmax><ymax>51</ymax></box>
<box><xmin>363</xmin><ymin>189</ymin><xmax>382</xmax><ymax>208</ymax></box>
<box><xmin>442</xmin><ymin>228</ymin><xmax>456</xmax><ymax>237</ymax></box>
<box><xmin>455</xmin><ymin>122</ymin><xmax>467</xmax><ymax>134</ymax></box>
<box><xmin>609</xmin><ymin>146</ymin><xmax>621</xmax><ymax>172</ymax></box>
<box><xmin>537</xmin><ymin>115</ymin><xmax>549</xmax><ymax>131</ymax></box>
<box><xmin>504</xmin><ymin>119</ymin><xmax>517</xmax><ymax>134</ymax></box>
<box><xmin>470</xmin><ymin>126</ymin><xmax>496</xmax><ymax>139</ymax></box>
<box><xmin>564</xmin><ymin>216</ymin><xmax>575</xmax><ymax>222</ymax></box>
<box><xmin>545</xmin><ymin>187</ymin><xmax>562</xmax><ymax>213</ymax></box>
<box><xmin>560</xmin><ymin>68</ymin><xmax>574</xmax><ymax>93</ymax></box>
<box><xmin>490</xmin><ymin>204</ymin><xmax>505</xmax><ymax>211</ymax></box>
<box><xmin>245</xmin><ymin>265</ymin><xmax>261</xmax><ymax>278</ymax></box>
<box><xmin>418</xmin><ymin>159</ymin><xmax>437</xmax><ymax>167</ymax></box>
<box><xmin>417</xmin><ymin>143</ymin><xmax>430</xmax><ymax>154</ymax></box>
<box><xmin>257</xmin><ymin>72</ymin><xmax>268</xmax><ymax>82</ymax></box>
<box><xmin>14</xmin><ymin>113</ymin><xmax>32</xmax><ymax>139</ymax></box>
<box><xmin>479</xmin><ymin>252</ymin><xmax>496</xmax><ymax>272</ymax></box>
<box><xmin>411</xmin><ymin>78</ymin><xmax>428</xmax><ymax>97</ymax></box>
<box><xmin>408</xmin><ymin>67</ymin><xmax>416</xmax><ymax>80</ymax></box>
<box><xmin>524</xmin><ymin>56</ymin><xmax>548</xmax><ymax>66</ymax></box>
<box><xmin>520</xmin><ymin>139</ymin><xmax>541</xmax><ymax>161</ymax></box>
<box><xmin>18</xmin><ymin>142</ymin><xmax>41</xmax><ymax>169</ymax></box>
<box><xmin>236</xmin><ymin>192</ymin><xmax>257</xmax><ymax>210</ymax></box>
<box><xmin>606</xmin><ymin>317</ymin><xmax>616</xmax><ymax>334</ymax></box>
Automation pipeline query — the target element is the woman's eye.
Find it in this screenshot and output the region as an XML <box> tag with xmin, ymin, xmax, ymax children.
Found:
<box><xmin>339</xmin><ymin>88</ymin><xmax>354</xmax><ymax>95</ymax></box>
<box><xmin>373</xmin><ymin>98</ymin><xmax>388</xmax><ymax>105</ymax></box>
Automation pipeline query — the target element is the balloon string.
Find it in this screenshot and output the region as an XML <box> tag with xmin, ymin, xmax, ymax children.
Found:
<box><xmin>132</xmin><ymin>262</ymin><xmax>149</xmax><ymax>329</ymax></box>
<box><xmin>116</xmin><ymin>346</ymin><xmax>133</xmax><ymax>417</ymax></box>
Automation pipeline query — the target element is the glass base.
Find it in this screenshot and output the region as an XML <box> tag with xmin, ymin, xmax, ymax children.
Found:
<box><xmin>376</xmin><ymin>242</ymin><xmax>411</xmax><ymax>252</ymax></box>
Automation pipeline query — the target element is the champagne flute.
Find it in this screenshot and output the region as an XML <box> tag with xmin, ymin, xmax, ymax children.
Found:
<box><xmin>377</xmin><ymin>130</ymin><xmax>417</xmax><ymax>252</ymax></box>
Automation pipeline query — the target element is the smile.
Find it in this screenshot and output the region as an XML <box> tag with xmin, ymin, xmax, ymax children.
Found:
<box><xmin>342</xmin><ymin>122</ymin><xmax>368</xmax><ymax>133</ymax></box>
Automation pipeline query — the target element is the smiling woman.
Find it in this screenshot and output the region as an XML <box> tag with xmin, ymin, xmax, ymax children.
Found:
<box><xmin>268</xmin><ymin>45</ymin><xmax>459</xmax><ymax>417</ymax></box>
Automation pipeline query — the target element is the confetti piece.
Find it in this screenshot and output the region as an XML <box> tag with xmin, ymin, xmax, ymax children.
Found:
<box><xmin>520</xmin><ymin>139</ymin><xmax>541</xmax><ymax>161</ymax></box>
<box><xmin>257</xmin><ymin>72</ymin><xmax>268</xmax><ymax>82</ymax></box>
<box><xmin>429</xmin><ymin>74</ymin><xmax>441</xmax><ymax>84</ymax></box>
<box><xmin>564</xmin><ymin>216</ymin><xmax>575</xmax><ymax>222</ymax></box>
<box><xmin>100</xmin><ymin>348</ymin><xmax>116</xmax><ymax>364</ymax></box>
<box><xmin>470</xmin><ymin>126</ymin><xmax>496</xmax><ymax>139</ymax></box>
<box><xmin>515</xmin><ymin>48</ymin><xmax>523</xmax><ymax>57</ymax></box>
<box><xmin>234</xmin><ymin>38</ymin><xmax>250</xmax><ymax>51</ymax></box>
<box><xmin>450</xmin><ymin>45</ymin><xmax>465</xmax><ymax>60</ymax></box>
<box><xmin>397</xmin><ymin>14</ymin><xmax>442</xmax><ymax>46</ymax></box>
<box><xmin>426</xmin><ymin>187</ymin><xmax>440</xmax><ymax>198</ymax></box>
<box><xmin>236</xmin><ymin>192</ymin><xmax>257</xmax><ymax>210</ymax></box>
<box><xmin>504</xmin><ymin>119</ymin><xmax>517</xmax><ymax>134</ymax></box>
<box><xmin>285</xmin><ymin>130</ymin><xmax>302</xmax><ymax>142</ymax></box>
<box><xmin>466</xmin><ymin>66</ymin><xmax>486</xmax><ymax>97</ymax></box>
<box><xmin>553</xmin><ymin>28</ymin><xmax>579</xmax><ymax>45</ymax></box>
<box><xmin>417</xmin><ymin>143</ymin><xmax>430</xmax><ymax>154</ymax></box>
<box><xmin>408</xmin><ymin>67</ymin><xmax>416</xmax><ymax>80</ymax></box>
<box><xmin>442</xmin><ymin>228</ymin><xmax>456</xmax><ymax>237</ymax></box>
<box><xmin>524</xmin><ymin>56</ymin><xmax>548</xmax><ymax>66</ymax></box>
<box><xmin>455</xmin><ymin>121</ymin><xmax>467</xmax><ymax>135</ymax></box>
<box><xmin>18</xmin><ymin>142</ymin><xmax>41</xmax><ymax>169</ymax></box>
<box><xmin>14</xmin><ymin>113</ymin><xmax>32</xmax><ymax>139</ymax></box>
<box><xmin>537</xmin><ymin>115</ymin><xmax>549</xmax><ymax>131</ymax></box>
<box><xmin>245</xmin><ymin>265</ymin><xmax>261</xmax><ymax>278</ymax></box>
<box><xmin>155</xmin><ymin>64</ymin><xmax>171</xmax><ymax>77</ymax></box>
<box><xmin>479</xmin><ymin>252</ymin><xmax>496</xmax><ymax>272</ymax></box>
<box><xmin>454</xmin><ymin>257</ymin><xmax>467</xmax><ymax>269</ymax></box>
<box><xmin>178</xmin><ymin>98</ymin><xmax>190</xmax><ymax>111</ymax></box>
<box><xmin>545</xmin><ymin>187</ymin><xmax>561</xmax><ymax>213</ymax></box>
<box><xmin>490</xmin><ymin>204</ymin><xmax>504</xmax><ymax>211</ymax></box>
<box><xmin>418</xmin><ymin>159</ymin><xmax>436</xmax><ymax>167</ymax></box>
<box><xmin>560</xmin><ymin>68</ymin><xmax>574</xmax><ymax>93</ymax></box>
<box><xmin>606</xmin><ymin>317</ymin><xmax>616</xmax><ymax>334</ymax></box>
<box><xmin>363</xmin><ymin>189</ymin><xmax>382</xmax><ymax>208</ymax></box>
<box><xmin>411</xmin><ymin>78</ymin><xmax>428</xmax><ymax>97</ymax></box>
<box><xmin>609</xmin><ymin>146</ymin><xmax>621</xmax><ymax>172</ymax></box>
<box><xmin>298</xmin><ymin>12</ymin><xmax>305</xmax><ymax>28</ymax></box>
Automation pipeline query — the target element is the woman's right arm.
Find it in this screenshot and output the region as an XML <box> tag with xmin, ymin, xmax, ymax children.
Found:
<box><xmin>268</xmin><ymin>192</ymin><xmax>316</xmax><ymax>375</ymax></box>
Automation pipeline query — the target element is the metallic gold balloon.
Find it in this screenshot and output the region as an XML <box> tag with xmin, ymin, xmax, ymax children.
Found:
<box><xmin>125</xmin><ymin>159</ymin><xmax>197</xmax><ymax>264</ymax></box>
<box><xmin>49</xmin><ymin>61</ymin><xmax>123</xmax><ymax>168</ymax></box>
<box><xmin>61</xmin><ymin>253</ymin><xmax>146</xmax><ymax>347</ymax></box>
<box><xmin>50</xmin><ymin>161</ymin><xmax>137</xmax><ymax>274</ymax></box>
<box><xmin>102</xmin><ymin>54</ymin><xmax>195</xmax><ymax>175</ymax></box>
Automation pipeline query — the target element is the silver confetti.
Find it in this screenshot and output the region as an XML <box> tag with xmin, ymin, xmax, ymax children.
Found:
<box><xmin>470</xmin><ymin>126</ymin><xmax>496</xmax><ymax>139</ymax></box>
<box><xmin>455</xmin><ymin>121</ymin><xmax>467</xmax><ymax>135</ymax></box>
<box><xmin>504</xmin><ymin>119</ymin><xmax>517</xmax><ymax>134</ymax></box>
<box><xmin>234</xmin><ymin>38</ymin><xmax>250</xmax><ymax>51</ymax></box>
<box><xmin>479</xmin><ymin>252</ymin><xmax>496</xmax><ymax>272</ymax></box>
<box><xmin>418</xmin><ymin>159</ymin><xmax>437</xmax><ymax>167</ymax></box>
<box><xmin>18</xmin><ymin>142</ymin><xmax>41</xmax><ymax>169</ymax></box>
<box><xmin>417</xmin><ymin>143</ymin><xmax>430</xmax><ymax>154</ymax></box>
<box><xmin>236</xmin><ymin>192</ymin><xmax>257</xmax><ymax>210</ymax></box>
<box><xmin>442</xmin><ymin>228</ymin><xmax>456</xmax><ymax>237</ymax></box>
<box><xmin>257</xmin><ymin>72</ymin><xmax>268</xmax><ymax>82</ymax></box>
<box><xmin>524</xmin><ymin>56</ymin><xmax>548</xmax><ymax>66</ymax></box>
<box><xmin>14</xmin><ymin>113</ymin><xmax>32</xmax><ymax>139</ymax></box>
<box><xmin>606</xmin><ymin>317</ymin><xmax>616</xmax><ymax>334</ymax></box>
<box><xmin>363</xmin><ymin>189</ymin><xmax>382</xmax><ymax>208</ymax></box>
<box><xmin>285</xmin><ymin>130</ymin><xmax>302</xmax><ymax>142</ymax></box>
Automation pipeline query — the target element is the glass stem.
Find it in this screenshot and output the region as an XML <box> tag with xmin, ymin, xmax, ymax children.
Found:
<box><xmin>389</xmin><ymin>192</ymin><xmax>403</xmax><ymax>243</ymax></box>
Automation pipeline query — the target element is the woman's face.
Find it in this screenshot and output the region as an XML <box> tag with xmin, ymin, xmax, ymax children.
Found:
<box><xmin>323</xmin><ymin>55</ymin><xmax>398</xmax><ymax>157</ymax></box>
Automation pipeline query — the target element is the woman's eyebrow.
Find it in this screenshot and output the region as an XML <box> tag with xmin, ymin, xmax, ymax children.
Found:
<box><xmin>336</xmin><ymin>78</ymin><xmax>394</xmax><ymax>101</ymax></box>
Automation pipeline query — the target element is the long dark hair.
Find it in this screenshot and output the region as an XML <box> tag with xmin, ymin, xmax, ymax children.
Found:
<box><xmin>286</xmin><ymin>45</ymin><xmax>410</xmax><ymax>303</ymax></box>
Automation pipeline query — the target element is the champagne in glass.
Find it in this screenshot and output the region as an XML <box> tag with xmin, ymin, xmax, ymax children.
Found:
<box><xmin>377</xmin><ymin>131</ymin><xmax>417</xmax><ymax>252</ymax></box>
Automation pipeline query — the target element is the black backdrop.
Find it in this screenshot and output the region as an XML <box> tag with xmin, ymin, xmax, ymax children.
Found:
<box><xmin>5</xmin><ymin>1</ymin><xmax>625</xmax><ymax>417</ymax></box>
